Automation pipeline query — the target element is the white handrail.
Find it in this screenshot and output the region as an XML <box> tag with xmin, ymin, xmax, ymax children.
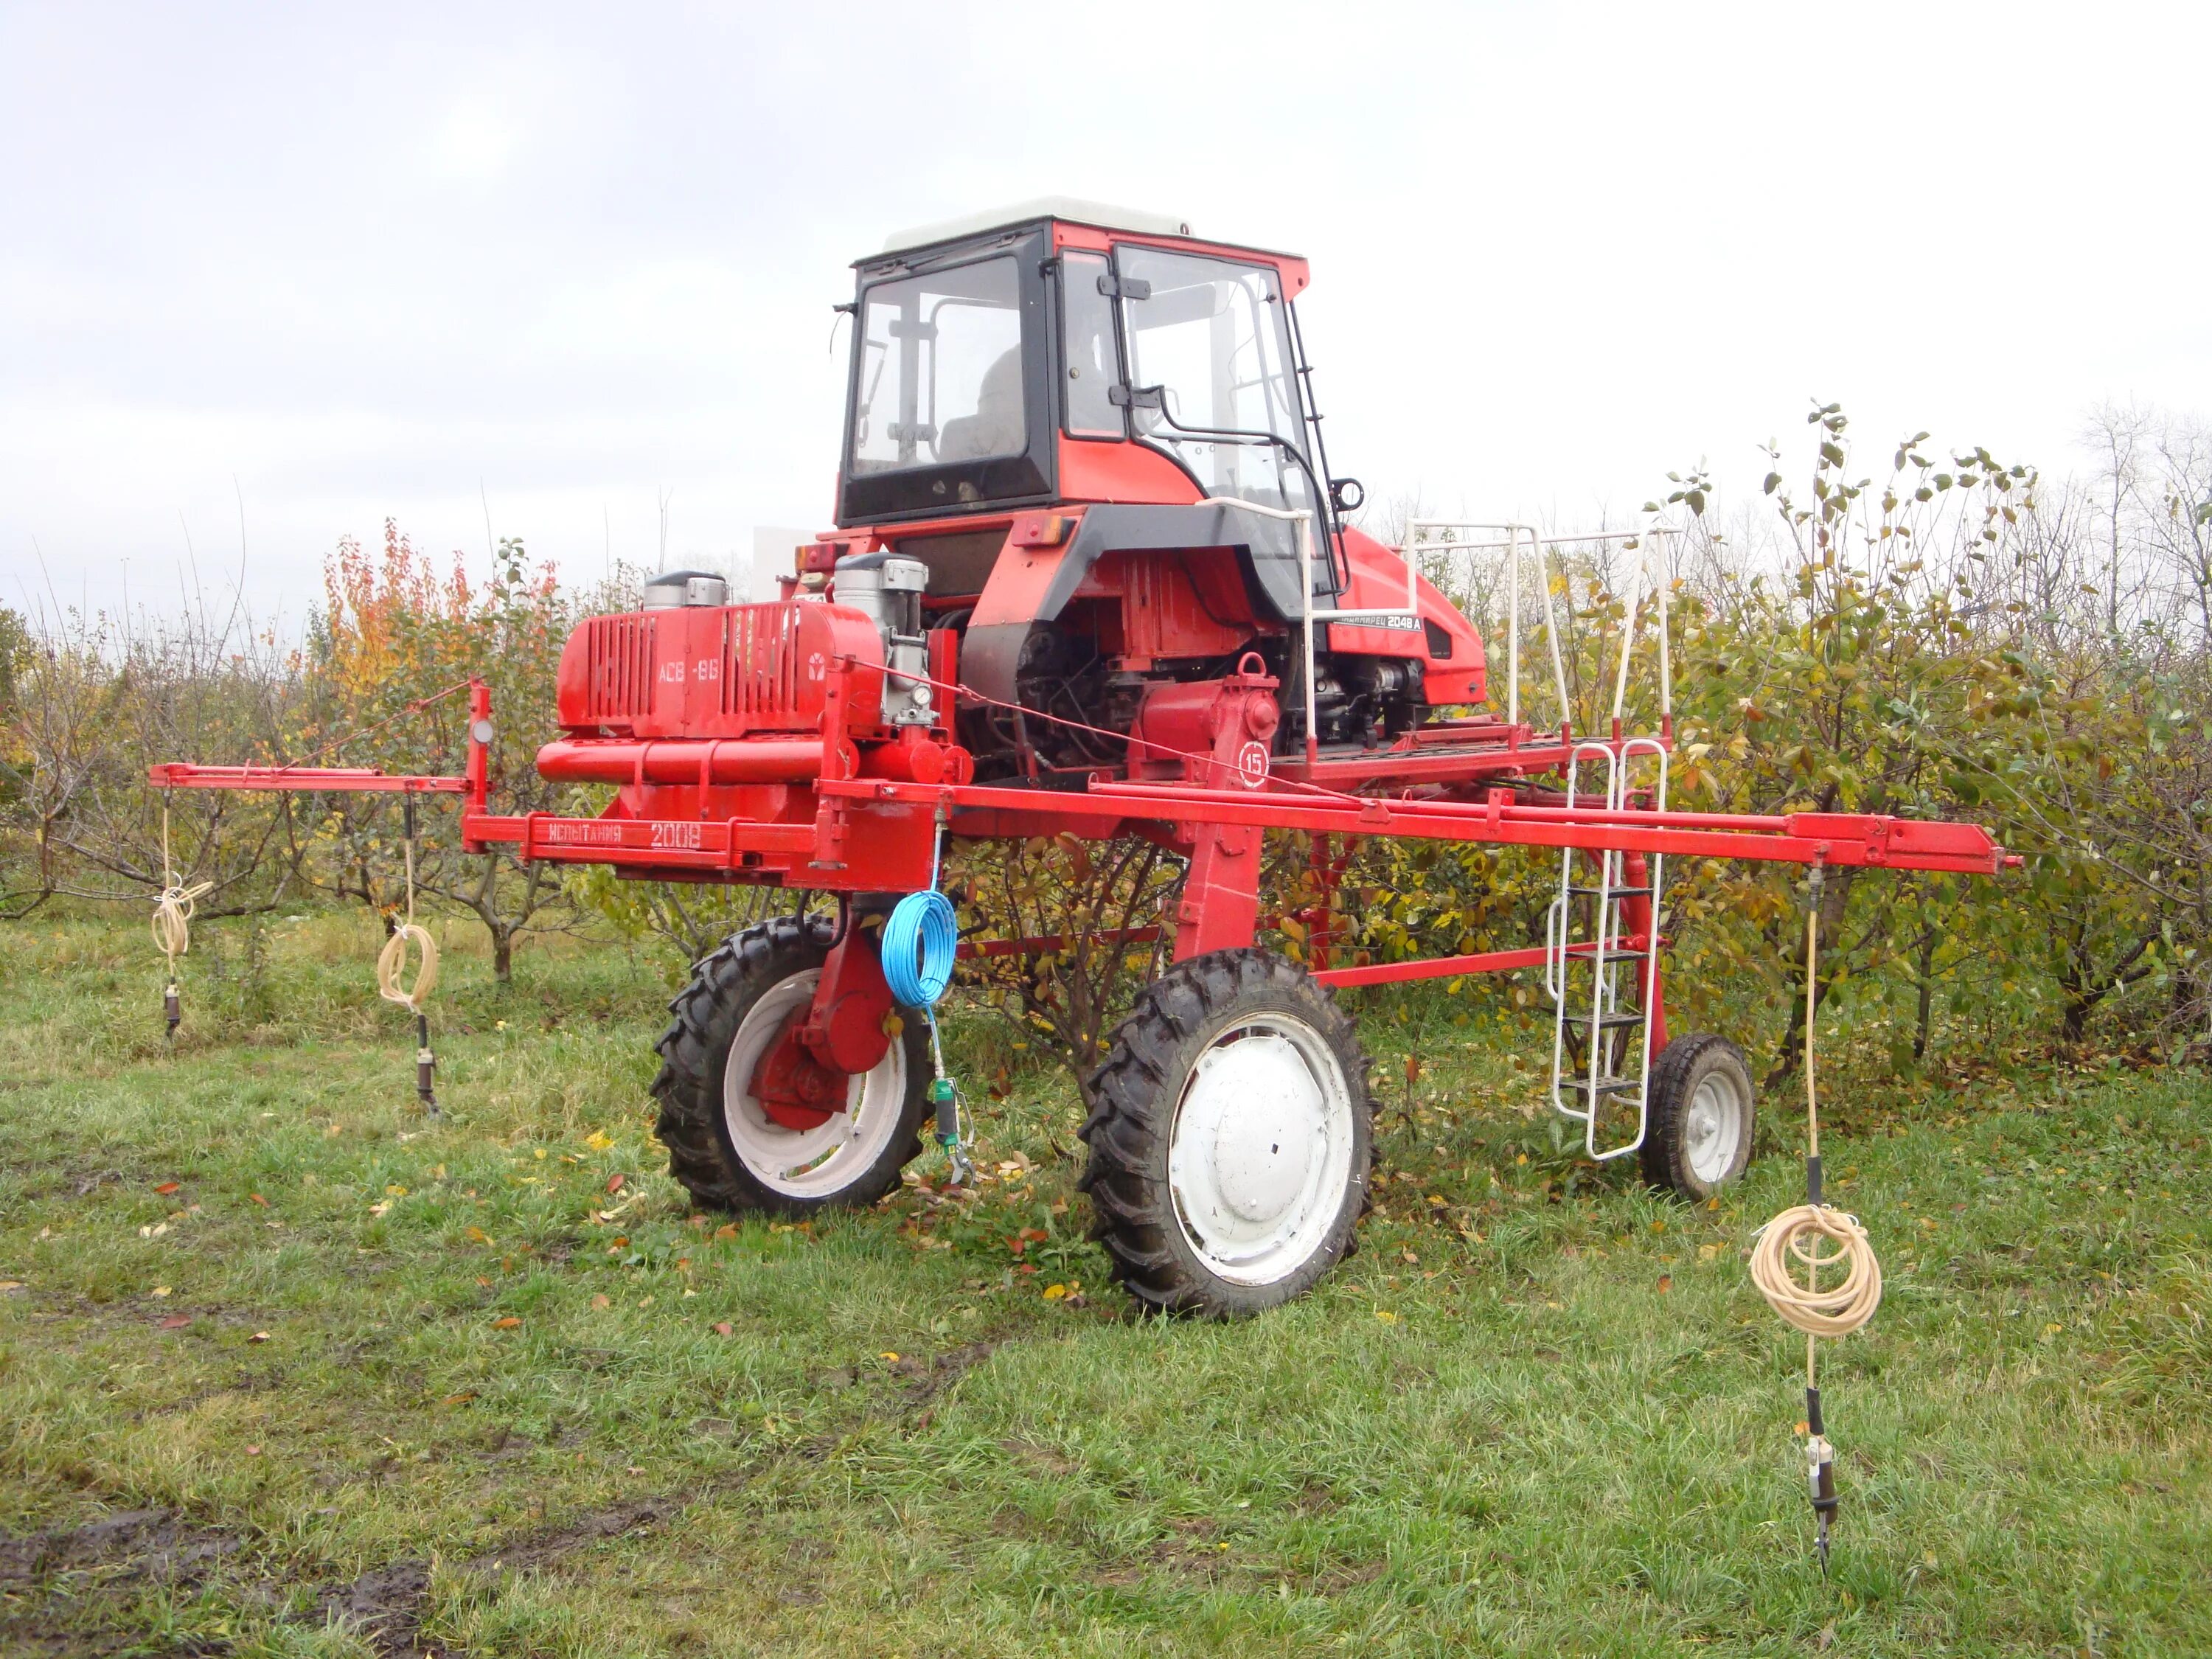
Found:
<box><xmin>1189</xmin><ymin>496</ymin><xmax>1364</xmax><ymax>768</ymax></box>
<box><xmin>1406</xmin><ymin>522</ymin><xmax>1680</xmax><ymax>737</ymax></box>
<box><xmin>1191</xmin><ymin>503</ymin><xmax>1678</xmax><ymax>768</ymax></box>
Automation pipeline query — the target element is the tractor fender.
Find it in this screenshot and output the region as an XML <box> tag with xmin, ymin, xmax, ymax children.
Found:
<box><xmin>964</xmin><ymin>503</ymin><xmax>1324</xmax><ymax>706</ymax></box>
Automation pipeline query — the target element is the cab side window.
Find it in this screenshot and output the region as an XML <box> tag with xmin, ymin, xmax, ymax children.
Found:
<box><xmin>1060</xmin><ymin>251</ymin><xmax>1124</xmax><ymax>439</ymax></box>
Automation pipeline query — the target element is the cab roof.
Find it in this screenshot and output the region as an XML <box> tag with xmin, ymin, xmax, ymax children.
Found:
<box><xmin>877</xmin><ymin>197</ymin><xmax>1192</xmax><ymax>257</ymax></box>
<box><xmin>866</xmin><ymin>198</ymin><xmax>1309</xmax><ymax>295</ymax></box>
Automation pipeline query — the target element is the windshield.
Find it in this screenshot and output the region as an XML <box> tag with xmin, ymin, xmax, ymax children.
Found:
<box><xmin>1116</xmin><ymin>246</ymin><xmax>1309</xmax><ymax>513</ymax></box>
<box><xmin>850</xmin><ymin>257</ymin><xmax>1026</xmax><ymax>475</ymax></box>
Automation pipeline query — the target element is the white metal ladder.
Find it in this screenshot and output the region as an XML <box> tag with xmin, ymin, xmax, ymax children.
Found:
<box><xmin>1531</xmin><ymin>531</ymin><xmax>1674</xmax><ymax>1158</ymax></box>
<box><xmin>1546</xmin><ymin>735</ymin><xmax>1669</xmax><ymax>1158</ymax></box>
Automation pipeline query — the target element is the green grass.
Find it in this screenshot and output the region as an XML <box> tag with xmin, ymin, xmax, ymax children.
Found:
<box><xmin>2</xmin><ymin>910</ymin><xmax>2207</xmax><ymax>1657</ymax></box>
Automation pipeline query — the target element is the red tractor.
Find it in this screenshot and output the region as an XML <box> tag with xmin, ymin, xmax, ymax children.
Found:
<box><xmin>154</xmin><ymin>200</ymin><xmax>2010</xmax><ymax>1317</ymax></box>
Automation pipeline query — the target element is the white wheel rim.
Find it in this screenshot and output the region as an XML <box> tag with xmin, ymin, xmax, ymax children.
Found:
<box><xmin>1166</xmin><ymin>1012</ymin><xmax>1355</xmax><ymax>1287</ymax></box>
<box><xmin>1683</xmin><ymin>1068</ymin><xmax>1747</xmax><ymax>1186</ymax></box>
<box><xmin>721</xmin><ymin>969</ymin><xmax>907</xmax><ymax>1198</ymax></box>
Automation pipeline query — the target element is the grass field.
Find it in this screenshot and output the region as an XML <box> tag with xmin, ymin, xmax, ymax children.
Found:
<box><xmin>2</xmin><ymin>910</ymin><xmax>2208</xmax><ymax>1657</ymax></box>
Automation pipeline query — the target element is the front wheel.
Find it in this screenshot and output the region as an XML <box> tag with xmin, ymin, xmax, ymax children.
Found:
<box><xmin>653</xmin><ymin>915</ymin><xmax>930</xmax><ymax>1216</ymax></box>
<box><xmin>1639</xmin><ymin>1032</ymin><xmax>1756</xmax><ymax>1200</ymax></box>
<box><xmin>1081</xmin><ymin>950</ymin><xmax>1372</xmax><ymax>1317</ymax></box>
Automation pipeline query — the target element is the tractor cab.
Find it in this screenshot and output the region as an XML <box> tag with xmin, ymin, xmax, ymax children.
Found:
<box><xmin>840</xmin><ymin>200</ymin><xmax>1321</xmax><ymax>553</ymax></box>
<box><xmin>822</xmin><ymin>199</ymin><xmax>1483</xmax><ymax>774</ymax></box>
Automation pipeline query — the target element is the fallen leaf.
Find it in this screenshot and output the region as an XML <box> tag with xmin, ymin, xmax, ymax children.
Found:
<box><xmin>385</xmin><ymin>1184</ymin><xmax>408</xmax><ymax>1197</ymax></box>
<box><xmin>465</xmin><ymin>1225</ymin><xmax>492</xmax><ymax>1245</ymax></box>
<box><xmin>591</xmin><ymin>1294</ymin><xmax>611</xmax><ymax>1310</ymax></box>
<box><xmin>1374</xmin><ymin>1310</ymin><xmax>1398</xmax><ymax>1324</ymax></box>
<box><xmin>714</xmin><ymin>1322</ymin><xmax>734</xmax><ymax>1336</ymax></box>
<box><xmin>606</xmin><ymin>1174</ymin><xmax>626</xmax><ymax>1195</ymax></box>
<box><xmin>491</xmin><ymin>1316</ymin><xmax>521</xmax><ymax>1330</ymax></box>
<box><xmin>244</xmin><ymin>1444</ymin><xmax>262</xmax><ymax>1457</ymax></box>
<box><xmin>159</xmin><ymin>1315</ymin><xmax>191</xmax><ymax>1329</ymax></box>
<box><xmin>154</xmin><ymin>1182</ymin><xmax>181</xmax><ymax>1196</ymax></box>
<box><xmin>151</xmin><ymin>1286</ymin><xmax>172</xmax><ymax>1298</ymax></box>
<box><xmin>1656</xmin><ymin>1276</ymin><xmax>1672</xmax><ymax>1293</ymax></box>
<box><xmin>1043</xmin><ymin>1283</ymin><xmax>1068</xmax><ymax>1301</ymax></box>
<box><xmin>0</xmin><ymin>1281</ymin><xmax>22</xmax><ymax>1293</ymax></box>
<box><xmin>880</xmin><ymin>1351</ymin><xmax>902</xmax><ymax>1363</ymax></box>
<box><xmin>1401</xmin><ymin>1251</ymin><xmax>1419</xmax><ymax>1265</ymax></box>
<box><xmin>441</xmin><ymin>1391</ymin><xmax>477</xmax><ymax>1407</ymax></box>
<box><xmin>368</xmin><ymin>1201</ymin><xmax>391</xmax><ymax>1218</ymax></box>
<box><xmin>249</xmin><ymin>1331</ymin><xmax>271</xmax><ymax>1343</ymax></box>
<box><xmin>584</xmin><ymin>1130</ymin><xmax>613</xmax><ymax>1150</ymax></box>
<box><xmin>249</xmin><ymin>1193</ymin><xmax>268</xmax><ymax>1207</ymax></box>
<box><xmin>636</xmin><ymin>1296</ymin><xmax>654</xmax><ymax>1309</ymax></box>
<box><xmin>1698</xmin><ymin>1242</ymin><xmax>1725</xmax><ymax>1262</ymax></box>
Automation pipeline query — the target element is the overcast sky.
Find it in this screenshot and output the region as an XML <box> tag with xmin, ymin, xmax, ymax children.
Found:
<box><xmin>3</xmin><ymin>1</ymin><xmax>2205</xmax><ymax>627</ymax></box>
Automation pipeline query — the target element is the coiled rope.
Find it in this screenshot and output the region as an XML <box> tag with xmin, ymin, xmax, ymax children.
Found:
<box><xmin>1747</xmin><ymin>886</ymin><xmax>1883</xmax><ymax>1340</ymax></box>
<box><xmin>375</xmin><ymin>796</ymin><xmax>441</xmax><ymax>1116</ymax></box>
<box><xmin>1749</xmin><ymin>1201</ymin><xmax>1882</xmax><ymax>1338</ymax></box>
<box><xmin>375</xmin><ymin>829</ymin><xmax>440</xmax><ymax>1011</ymax></box>
<box><xmin>150</xmin><ymin>840</ymin><xmax>213</xmax><ymax>964</ymax></box>
<box><xmin>150</xmin><ymin>805</ymin><xmax>212</xmax><ymax>1038</ymax></box>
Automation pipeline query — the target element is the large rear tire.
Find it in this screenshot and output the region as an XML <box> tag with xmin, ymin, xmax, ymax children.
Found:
<box><xmin>1080</xmin><ymin>949</ymin><xmax>1371</xmax><ymax>1318</ymax></box>
<box><xmin>653</xmin><ymin>915</ymin><xmax>931</xmax><ymax>1217</ymax></box>
<box><xmin>1638</xmin><ymin>1032</ymin><xmax>1756</xmax><ymax>1200</ymax></box>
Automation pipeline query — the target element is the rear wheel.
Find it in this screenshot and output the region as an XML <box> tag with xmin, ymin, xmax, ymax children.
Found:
<box><xmin>653</xmin><ymin>915</ymin><xmax>930</xmax><ymax>1216</ymax></box>
<box><xmin>1081</xmin><ymin>950</ymin><xmax>1371</xmax><ymax>1317</ymax></box>
<box><xmin>1639</xmin><ymin>1032</ymin><xmax>1756</xmax><ymax>1200</ymax></box>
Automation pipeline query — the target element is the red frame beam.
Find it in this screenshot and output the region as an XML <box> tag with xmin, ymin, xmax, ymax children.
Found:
<box><xmin>145</xmin><ymin>764</ymin><xmax>465</xmax><ymax>794</ymax></box>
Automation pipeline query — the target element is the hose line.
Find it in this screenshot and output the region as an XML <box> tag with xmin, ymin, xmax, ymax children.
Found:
<box><xmin>883</xmin><ymin>808</ymin><xmax>967</xmax><ymax>1183</ymax></box>
<box><xmin>1747</xmin><ymin>866</ymin><xmax>1881</xmax><ymax>1568</ymax></box>
<box><xmin>881</xmin><ymin>888</ymin><xmax>957</xmax><ymax>1010</ymax></box>
<box><xmin>150</xmin><ymin>805</ymin><xmax>212</xmax><ymax>1038</ymax></box>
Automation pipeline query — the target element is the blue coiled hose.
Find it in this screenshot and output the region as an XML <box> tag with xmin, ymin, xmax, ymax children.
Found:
<box><xmin>882</xmin><ymin>888</ymin><xmax>957</xmax><ymax>1009</ymax></box>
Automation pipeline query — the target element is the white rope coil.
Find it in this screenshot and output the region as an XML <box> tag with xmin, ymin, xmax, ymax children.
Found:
<box><xmin>1750</xmin><ymin>883</ymin><xmax>1885</xmax><ymax>1387</ymax></box>
<box><xmin>1749</xmin><ymin>1203</ymin><xmax>1882</xmax><ymax>1338</ymax></box>
<box><xmin>150</xmin><ymin>807</ymin><xmax>212</xmax><ymax>970</ymax></box>
<box><xmin>377</xmin><ymin>921</ymin><xmax>439</xmax><ymax>1010</ymax></box>
<box><xmin>376</xmin><ymin>832</ymin><xmax>439</xmax><ymax>1009</ymax></box>
<box><xmin>150</xmin><ymin>878</ymin><xmax>213</xmax><ymax>963</ymax></box>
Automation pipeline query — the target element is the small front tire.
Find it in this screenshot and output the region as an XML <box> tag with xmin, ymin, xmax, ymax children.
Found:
<box><xmin>1081</xmin><ymin>949</ymin><xmax>1372</xmax><ymax>1317</ymax></box>
<box><xmin>652</xmin><ymin>915</ymin><xmax>930</xmax><ymax>1217</ymax></box>
<box><xmin>1639</xmin><ymin>1032</ymin><xmax>1756</xmax><ymax>1200</ymax></box>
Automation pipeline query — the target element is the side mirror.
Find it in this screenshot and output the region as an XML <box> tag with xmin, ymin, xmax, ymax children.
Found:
<box><xmin>1329</xmin><ymin>477</ymin><xmax>1366</xmax><ymax>515</ymax></box>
